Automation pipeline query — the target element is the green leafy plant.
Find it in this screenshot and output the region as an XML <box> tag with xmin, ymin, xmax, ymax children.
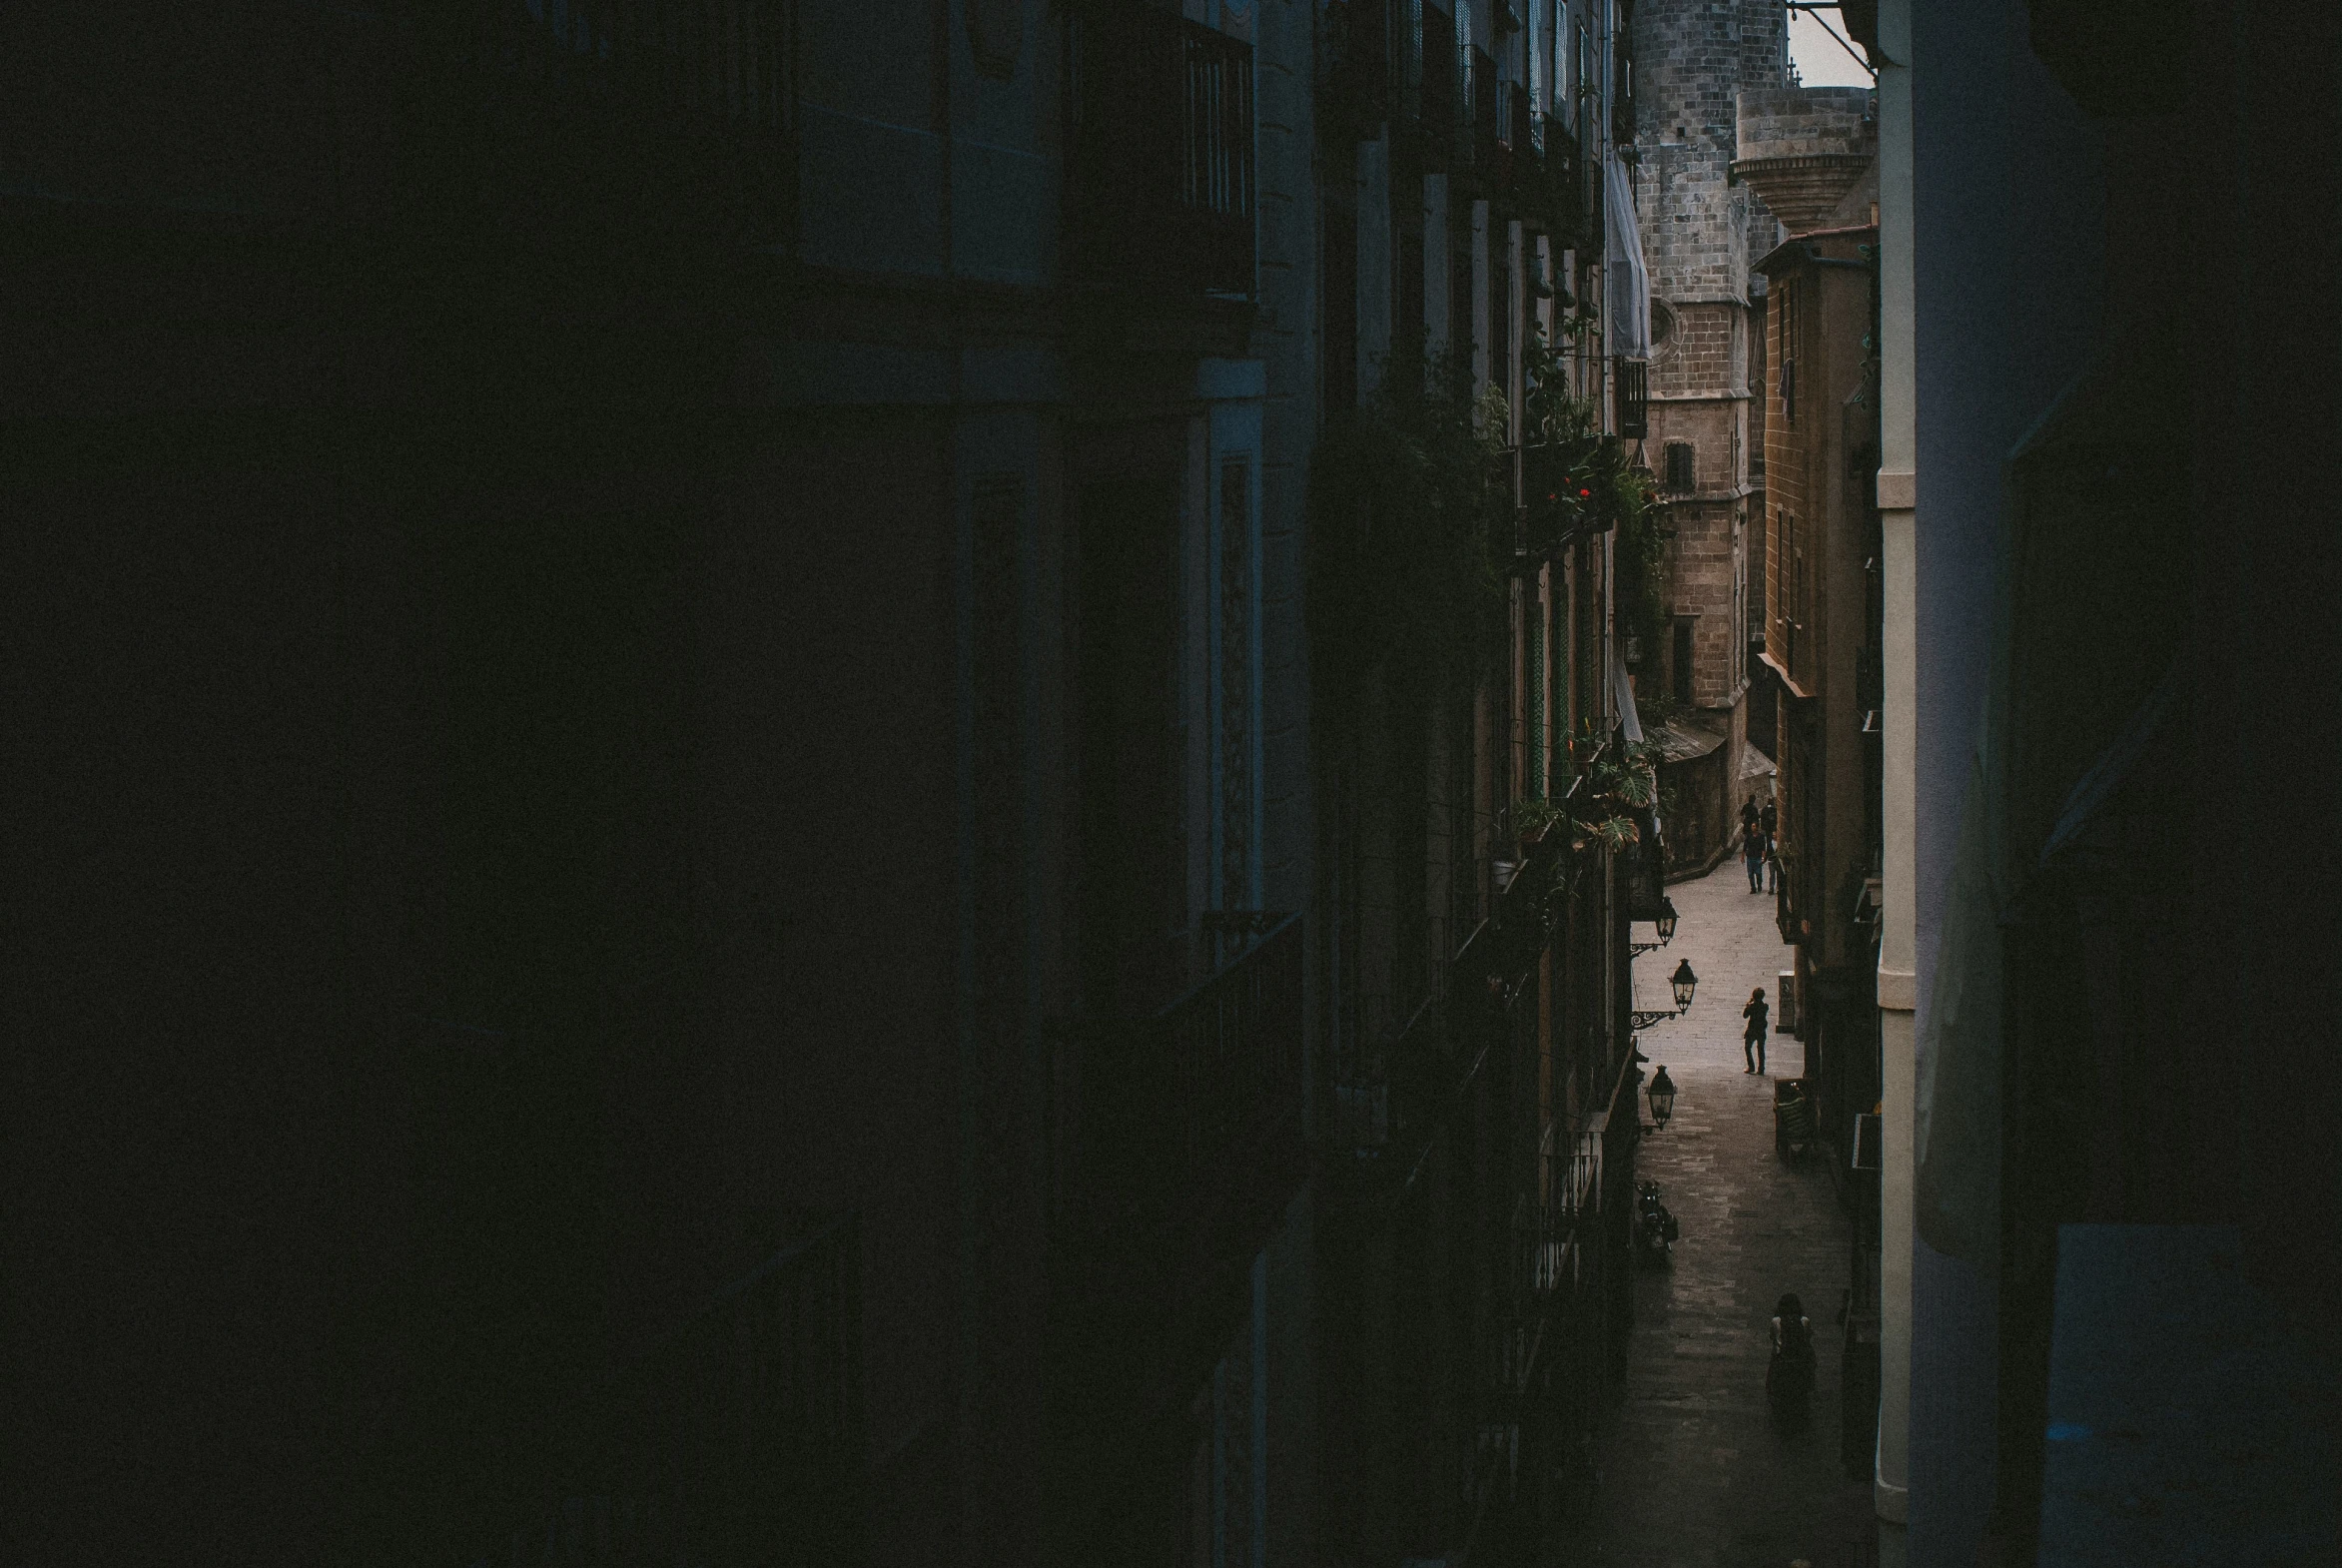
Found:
<box><xmin>1513</xmin><ymin>797</ymin><xmax>1567</xmax><ymax>840</ymax></box>
<box><xmin>1307</xmin><ymin>341</ymin><xmax>1512</xmax><ymax>698</ymax></box>
<box><xmin>1636</xmin><ymin>689</ymin><xmax>1687</xmax><ymax>731</ymax></box>
<box><xmin>1519</xmin><ymin>325</ymin><xmax>1653</xmax><ymax>556</ymax></box>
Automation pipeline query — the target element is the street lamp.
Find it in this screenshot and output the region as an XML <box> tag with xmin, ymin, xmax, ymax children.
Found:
<box><xmin>1632</xmin><ymin>895</ymin><xmax>1681</xmax><ymax>958</ymax></box>
<box><xmin>1670</xmin><ymin>959</ymin><xmax>1699</xmax><ymax>1012</ymax></box>
<box><xmin>1647</xmin><ymin>1065</ymin><xmax>1677</xmax><ymax>1130</ymax></box>
<box><xmin>1630</xmin><ymin>958</ymin><xmax>1699</xmax><ymax>1035</ymax></box>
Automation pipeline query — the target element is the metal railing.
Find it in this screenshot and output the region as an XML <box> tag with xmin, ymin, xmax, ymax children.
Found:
<box><xmin>491</xmin><ymin>0</ymin><xmax>796</xmax><ymax>131</ymax></box>
<box><xmin>1047</xmin><ymin>915</ymin><xmax>1305</xmax><ymax>1443</ymax></box>
<box><xmin>402</xmin><ymin>0</ymin><xmax>799</xmax><ymax>242</ymax></box>
<box><xmin>464</xmin><ymin>1213</ymin><xmax>864</xmax><ymax>1567</ymax></box>
<box><xmin>1417</xmin><ymin>1</ymin><xmax>1461</xmax><ymax>168</ymax></box>
<box><xmin>1066</xmin><ymin>1</ymin><xmax>1256</xmax><ymax>297</ymax></box>
<box><xmin>1613</xmin><ymin>355</ymin><xmax>1650</xmax><ymax>439</ymax></box>
<box><xmin>1534</xmin><ymin>1117</ymin><xmax>1603</xmax><ymax>1294</ymax></box>
<box><xmin>1316</xmin><ymin>0</ymin><xmax>1392</xmax><ymax>144</ymax></box>
<box><xmin>1051</xmin><ymin>913</ymin><xmax>1304</xmax><ymax>1258</ymax></box>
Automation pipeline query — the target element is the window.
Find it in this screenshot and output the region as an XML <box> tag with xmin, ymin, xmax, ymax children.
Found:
<box><xmin>1217</xmin><ymin>455</ymin><xmax>1254</xmax><ymax>911</ymax></box>
<box><xmin>1575</xmin><ymin>20</ymin><xmax>1590</xmax><ymax>145</ymax></box>
<box><xmin>1494</xmin><ymin>238</ymin><xmax>1513</xmax><ymax>413</ymax></box>
<box><xmin>1777</xmin><ymin>279</ymin><xmax>1800</xmax><ymax>424</ymax></box>
<box><xmin>1673</xmin><ymin>617</ymin><xmax>1695</xmax><ymax>706</ymax></box>
<box><xmin>1665</xmin><ymin>440</ymin><xmax>1695</xmax><ymax>494</ymax></box>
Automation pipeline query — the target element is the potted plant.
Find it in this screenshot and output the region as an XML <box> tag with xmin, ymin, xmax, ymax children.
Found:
<box><xmin>1513</xmin><ymin>797</ymin><xmax>1564</xmax><ymax>848</ymax></box>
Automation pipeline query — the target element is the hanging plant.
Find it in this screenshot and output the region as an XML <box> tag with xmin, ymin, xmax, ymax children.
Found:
<box><xmin>1307</xmin><ymin>342</ymin><xmax>1511</xmax><ymax>699</ymax></box>
<box><xmin>1519</xmin><ymin>322</ymin><xmax>1653</xmax><ymax>554</ymax></box>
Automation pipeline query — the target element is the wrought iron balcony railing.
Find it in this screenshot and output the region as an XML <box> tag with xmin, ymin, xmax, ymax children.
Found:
<box><xmin>465</xmin><ymin>1212</ymin><xmax>865</xmax><ymax>1567</ymax></box>
<box><xmin>1466</xmin><ymin>51</ymin><xmax>1502</xmax><ymax>187</ymax></box>
<box><xmin>1532</xmin><ymin>1118</ymin><xmax>1604</xmax><ymax>1294</ymax></box>
<box><xmin>1613</xmin><ymin>356</ymin><xmax>1650</xmax><ymax>439</ymax></box>
<box><xmin>400</xmin><ymin>0</ymin><xmax>798</xmax><ymax>243</ymax></box>
<box><xmin>1066</xmin><ymin>1</ymin><xmax>1256</xmax><ymax>298</ymax></box>
<box><xmin>1047</xmin><ymin>914</ymin><xmax>1304</xmax><ymax>1410</ymax></box>
<box><xmin>1316</xmin><ymin>0</ymin><xmax>1392</xmax><ymax>145</ymax></box>
<box><xmin>1410</xmin><ymin>0</ymin><xmax>1464</xmax><ymax>170</ymax></box>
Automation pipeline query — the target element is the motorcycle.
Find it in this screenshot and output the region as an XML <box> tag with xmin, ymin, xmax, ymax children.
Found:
<box><xmin>1635</xmin><ymin>1179</ymin><xmax>1679</xmax><ymax>1264</ymax></box>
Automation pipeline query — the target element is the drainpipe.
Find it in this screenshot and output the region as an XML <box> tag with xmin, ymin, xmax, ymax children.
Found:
<box><xmin>1870</xmin><ymin>0</ymin><xmax>1917</xmax><ymax>1542</ymax></box>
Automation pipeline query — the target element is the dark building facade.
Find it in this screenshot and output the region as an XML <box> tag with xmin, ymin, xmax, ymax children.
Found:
<box><xmin>1850</xmin><ymin>0</ymin><xmax>2342</xmax><ymax>1563</ymax></box>
<box><xmin>1310</xmin><ymin>1</ymin><xmax>1659</xmax><ymax>1562</ymax></box>
<box><xmin>3</xmin><ymin>3</ymin><xmax>1699</xmax><ymax>1565</ymax></box>
<box><xmin>6</xmin><ymin>3</ymin><xmax>1319</xmax><ymax>1563</ymax></box>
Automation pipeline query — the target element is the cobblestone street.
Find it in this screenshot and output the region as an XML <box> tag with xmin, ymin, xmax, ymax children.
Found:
<box><xmin>1582</xmin><ymin>858</ymin><xmax>1879</xmax><ymax>1568</ymax></box>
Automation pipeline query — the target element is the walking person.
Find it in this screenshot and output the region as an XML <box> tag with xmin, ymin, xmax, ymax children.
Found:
<box><xmin>1759</xmin><ymin>796</ymin><xmax>1777</xmax><ymax>846</ymax></box>
<box><xmin>1742</xmin><ymin>987</ymin><xmax>1769</xmax><ymax>1075</ymax></box>
<box><xmin>1742</xmin><ymin>820</ymin><xmax>1766</xmax><ymax>893</ymax></box>
<box><xmin>1741</xmin><ymin>795</ymin><xmax>1762</xmax><ymax>837</ymax></box>
<box><xmin>1764</xmin><ymin>836</ymin><xmax>1781</xmax><ymax>895</ymax></box>
<box><xmin>1767</xmin><ymin>1292</ymin><xmax>1817</xmax><ymax>1431</ymax></box>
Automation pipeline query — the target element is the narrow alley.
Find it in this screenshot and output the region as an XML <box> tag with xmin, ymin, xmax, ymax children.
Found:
<box><xmin>1590</xmin><ymin>859</ymin><xmax>1879</xmax><ymax>1568</ymax></box>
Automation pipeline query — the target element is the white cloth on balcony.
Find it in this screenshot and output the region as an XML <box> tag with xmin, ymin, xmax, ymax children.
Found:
<box><xmin>1610</xmin><ymin>644</ymin><xmax>1644</xmax><ymax>745</ymax></box>
<box><xmin>1604</xmin><ymin>154</ymin><xmax>1653</xmax><ymax>360</ymax></box>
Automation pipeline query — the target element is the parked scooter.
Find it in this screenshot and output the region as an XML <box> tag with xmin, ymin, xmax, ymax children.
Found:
<box><xmin>1636</xmin><ymin>1179</ymin><xmax>1679</xmax><ymax>1264</ymax></box>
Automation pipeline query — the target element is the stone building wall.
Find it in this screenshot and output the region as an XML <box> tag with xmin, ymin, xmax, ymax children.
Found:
<box><xmin>1761</xmin><ymin>271</ymin><xmax>1812</xmax><ymax>683</ymax></box>
<box><xmin>1631</xmin><ymin>0</ymin><xmax>1786</xmax><ymax>857</ymax></box>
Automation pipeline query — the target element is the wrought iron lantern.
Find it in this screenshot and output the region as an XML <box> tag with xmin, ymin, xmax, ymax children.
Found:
<box><xmin>1631</xmin><ymin>894</ymin><xmax>1681</xmax><ymax>958</ymax></box>
<box><xmin>1669</xmin><ymin>959</ymin><xmax>1698</xmax><ymax>1012</ymax></box>
<box><xmin>1647</xmin><ymin>1065</ymin><xmax>1677</xmax><ymax>1129</ymax></box>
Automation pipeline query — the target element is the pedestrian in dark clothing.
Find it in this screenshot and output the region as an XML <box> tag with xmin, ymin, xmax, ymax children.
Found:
<box><xmin>1742</xmin><ymin>822</ymin><xmax>1765</xmax><ymax>892</ymax></box>
<box><xmin>1759</xmin><ymin>799</ymin><xmax>1777</xmax><ymax>843</ymax></box>
<box><xmin>1741</xmin><ymin>796</ymin><xmax>1762</xmax><ymax>836</ymax></box>
<box><xmin>1764</xmin><ymin>839</ymin><xmax>1781</xmax><ymax>895</ymax></box>
<box><xmin>1768</xmin><ymin>1292</ymin><xmax>1816</xmax><ymax>1429</ymax></box>
<box><xmin>1743</xmin><ymin>987</ymin><xmax>1769</xmax><ymax>1074</ymax></box>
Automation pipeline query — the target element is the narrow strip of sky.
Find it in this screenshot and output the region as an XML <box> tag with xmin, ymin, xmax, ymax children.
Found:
<box><xmin>1788</xmin><ymin>6</ymin><xmax>1875</xmax><ymax>87</ymax></box>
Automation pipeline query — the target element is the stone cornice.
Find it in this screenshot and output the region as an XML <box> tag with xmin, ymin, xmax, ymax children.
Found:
<box><xmin>1730</xmin><ymin>152</ymin><xmax>1874</xmax><ymax>236</ymax></box>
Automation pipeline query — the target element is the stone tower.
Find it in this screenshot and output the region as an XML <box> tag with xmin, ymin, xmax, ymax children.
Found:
<box><xmin>1628</xmin><ymin>0</ymin><xmax>1790</xmax><ymax>867</ymax></box>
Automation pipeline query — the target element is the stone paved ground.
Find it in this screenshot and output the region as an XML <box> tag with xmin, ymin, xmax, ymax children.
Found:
<box><xmin>1573</xmin><ymin>859</ymin><xmax>1879</xmax><ymax>1568</ymax></box>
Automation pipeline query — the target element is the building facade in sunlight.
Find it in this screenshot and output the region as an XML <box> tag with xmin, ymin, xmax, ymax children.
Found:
<box><xmin>1739</xmin><ymin>77</ymin><xmax>1888</xmax><ymax>1495</ymax></box>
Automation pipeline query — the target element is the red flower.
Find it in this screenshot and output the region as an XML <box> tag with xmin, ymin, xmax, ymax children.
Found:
<box><xmin>1578</xmin><ymin>487</ymin><xmax>1591</xmax><ymax>497</ymax></box>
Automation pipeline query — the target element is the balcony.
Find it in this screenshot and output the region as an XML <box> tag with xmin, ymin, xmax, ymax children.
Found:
<box><xmin>1048</xmin><ymin>914</ymin><xmax>1304</xmax><ymax>1413</ymax></box>
<box><xmin>1511</xmin><ymin>102</ymin><xmax>1591</xmax><ymax>246</ymax></box>
<box><xmin>1416</xmin><ymin>3</ymin><xmax>1462</xmax><ymax>171</ymax></box>
<box><xmin>1316</xmin><ymin>0</ymin><xmax>1392</xmax><ymax>146</ymax></box>
<box><xmin>467</xmin><ymin>1213</ymin><xmax>865</xmax><ymax>1567</ymax></box>
<box><xmin>1533</xmin><ymin>1119</ymin><xmax>1604</xmax><ymax>1295</ymax></box>
<box><xmin>1613</xmin><ymin>356</ymin><xmax>1650</xmax><ymax>439</ymax></box>
<box><xmin>393</xmin><ymin>0</ymin><xmax>798</xmax><ymax>245</ymax></box>
<box><xmin>1065</xmin><ymin>1</ymin><xmax>1256</xmax><ymax>299</ymax></box>
<box><xmin>1448</xmin><ymin>46</ymin><xmax>1502</xmax><ymax>195</ymax></box>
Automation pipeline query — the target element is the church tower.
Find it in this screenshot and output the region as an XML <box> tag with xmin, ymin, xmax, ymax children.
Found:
<box><xmin>1629</xmin><ymin>0</ymin><xmax>1791</xmax><ymax>865</ymax></box>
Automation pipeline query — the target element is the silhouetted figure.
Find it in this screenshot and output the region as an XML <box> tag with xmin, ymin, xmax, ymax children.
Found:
<box><xmin>1742</xmin><ymin>821</ymin><xmax>1765</xmax><ymax>892</ymax></box>
<box><xmin>1768</xmin><ymin>1292</ymin><xmax>1816</xmax><ymax>1430</ymax></box>
<box><xmin>1743</xmin><ymin>987</ymin><xmax>1769</xmax><ymax>1075</ymax></box>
